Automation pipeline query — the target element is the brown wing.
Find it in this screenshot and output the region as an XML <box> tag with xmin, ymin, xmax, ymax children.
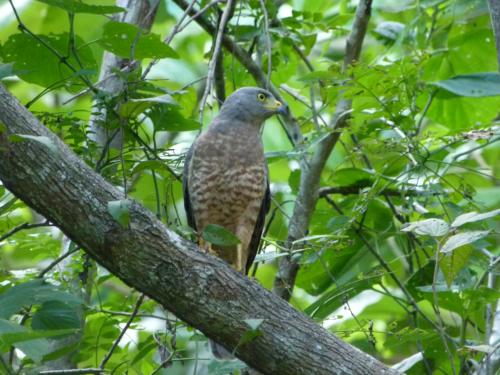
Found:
<box><xmin>182</xmin><ymin>143</ymin><xmax>197</xmax><ymax>231</ymax></box>
<box><xmin>245</xmin><ymin>170</ymin><xmax>271</xmax><ymax>274</ymax></box>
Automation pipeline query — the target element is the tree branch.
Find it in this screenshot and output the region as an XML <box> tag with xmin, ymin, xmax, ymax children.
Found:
<box><xmin>0</xmin><ymin>83</ymin><xmax>397</xmax><ymax>375</ymax></box>
<box><xmin>88</xmin><ymin>0</ymin><xmax>159</xmax><ymax>148</ymax></box>
<box><xmin>273</xmin><ymin>0</ymin><xmax>373</xmax><ymax>301</ymax></box>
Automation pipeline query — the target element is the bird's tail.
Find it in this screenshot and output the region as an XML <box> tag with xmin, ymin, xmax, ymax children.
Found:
<box><xmin>210</xmin><ymin>338</ymin><xmax>234</xmax><ymax>359</ymax></box>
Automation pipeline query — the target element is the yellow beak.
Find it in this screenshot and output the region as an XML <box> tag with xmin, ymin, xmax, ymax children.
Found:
<box><xmin>263</xmin><ymin>97</ymin><xmax>287</xmax><ymax>114</ymax></box>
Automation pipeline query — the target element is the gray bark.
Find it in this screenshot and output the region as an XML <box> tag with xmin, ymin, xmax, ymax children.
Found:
<box><xmin>0</xmin><ymin>83</ymin><xmax>397</xmax><ymax>375</ymax></box>
<box><xmin>88</xmin><ymin>0</ymin><xmax>159</xmax><ymax>147</ymax></box>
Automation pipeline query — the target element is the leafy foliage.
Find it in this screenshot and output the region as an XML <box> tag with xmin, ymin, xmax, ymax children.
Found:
<box><xmin>0</xmin><ymin>0</ymin><xmax>499</xmax><ymax>374</ymax></box>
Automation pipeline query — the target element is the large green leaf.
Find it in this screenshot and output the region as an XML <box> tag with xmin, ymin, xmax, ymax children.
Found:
<box><xmin>107</xmin><ymin>199</ymin><xmax>131</xmax><ymax>228</ymax></box>
<box><xmin>401</xmin><ymin>218</ymin><xmax>450</xmax><ymax>237</ymax></box>
<box><xmin>32</xmin><ymin>301</ymin><xmax>82</xmax><ymax>330</ymax></box>
<box><xmin>0</xmin><ymin>319</ymin><xmax>75</xmax><ymax>362</ymax></box>
<box><xmin>451</xmin><ymin>208</ymin><xmax>500</xmax><ymax>227</ymax></box>
<box><xmin>1</xmin><ymin>33</ymin><xmax>97</xmax><ymax>91</ymax></box>
<box><xmin>431</xmin><ymin>73</ymin><xmax>500</xmax><ymax>97</ymax></box>
<box><xmin>35</xmin><ymin>0</ymin><xmax>124</xmax><ymax>14</ymax></box>
<box><xmin>440</xmin><ymin>230</ymin><xmax>490</xmax><ymax>253</ymax></box>
<box><xmin>202</xmin><ymin>224</ymin><xmax>241</xmax><ymax>247</ymax></box>
<box><xmin>100</xmin><ymin>21</ymin><xmax>179</xmax><ymax>59</ymax></box>
<box><xmin>147</xmin><ymin>105</ymin><xmax>201</xmax><ymax>132</ymax></box>
<box><xmin>0</xmin><ymin>280</ymin><xmax>82</xmax><ymax>319</ymax></box>
<box><xmin>9</xmin><ymin>134</ymin><xmax>58</xmax><ymax>153</ymax></box>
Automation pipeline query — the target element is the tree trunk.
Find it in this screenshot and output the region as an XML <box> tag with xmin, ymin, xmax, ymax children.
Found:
<box><xmin>0</xmin><ymin>84</ymin><xmax>398</xmax><ymax>375</ymax></box>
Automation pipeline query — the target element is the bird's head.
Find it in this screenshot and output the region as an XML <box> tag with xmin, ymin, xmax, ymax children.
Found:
<box><xmin>219</xmin><ymin>87</ymin><xmax>288</xmax><ymax>123</ymax></box>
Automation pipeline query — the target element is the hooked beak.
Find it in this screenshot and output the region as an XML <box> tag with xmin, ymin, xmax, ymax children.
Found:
<box><xmin>264</xmin><ymin>97</ymin><xmax>289</xmax><ymax>116</ymax></box>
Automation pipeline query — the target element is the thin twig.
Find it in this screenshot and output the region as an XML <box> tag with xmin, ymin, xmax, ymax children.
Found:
<box><xmin>150</xmin><ymin>352</ymin><xmax>175</xmax><ymax>375</ymax></box>
<box><xmin>172</xmin><ymin>0</ymin><xmax>303</xmax><ymax>145</ymax></box>
<box><xmin>199</xmin><ymin>0</ymin><xmax>235</xmax><ymax>122</ymax></box>
<box><xmin>318</xmin><ymin>185</ymin><xmax>443</xmax><ymax>197</ymax></box>
<box><xmin>0</xmin><ymin>221</ymin><xmax>51</xmax><ymax>242</ymax></box>
<box><xmin>38</xmin><ymin>246</ymin><xmax>81</xmax><ymax>278</ymax></box>
<box><xmin>0</xmin><ymin>355</ymin><xmax>13</xmax><ymax>375</ymax></box>
<box><xmin>38</xmin><ymin>369</ymin><xmax>103</xmax><ymax>375</ymax></box>
<box><xmin>99</xmin><ymin>294</ymin><xmax>145</xmax><ymax>369</ymax></box>
<box><xmin>99</xmin><ymin>308</ymin><xmax>167</xmax><ymax>321</ymax></box>
<box><xmin>258</xmin><ymin>0</ymin><xmax>272</xmax><ymax>89</ymax></box>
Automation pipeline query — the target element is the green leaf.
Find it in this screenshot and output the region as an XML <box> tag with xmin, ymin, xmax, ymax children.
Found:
<box><xmin>238</xmin><ymin>329</ymin><xmax>262</xmax><ymax>346</ymax></box>
<box><xmin>1</xmin><ymin>33</ymin><xmax>97</xmax><ymax>91</ymax></box>
<box><xmin>0</xmin><ymin>319</ymin><xmax>47</xmax><ymax>362</ymax></box>
<box><xmin>0</xmin><ymin>280</ymin><xmax>82</xmax><ymax>319</ymax></box>
<box><xmin>37</xmin><ymin>0</ymin><xmax>125</xmax><ymax>14</ymax></box>
<box><xmin>373</xmin><ymin>21</ymin><xmax>405</xmax><ymax>41</ymax></box>
<box><xmin>0</xmin><ymin>328</ymin><xmax>77</xmax><ymax>346</ymax></box>
<box><xmin>329</xmin><ymin>168</ymin><xmax>373</xmax><ymax>186</ymax></box>
<box><xmin>208</xmin><ymin>360</ymin><xmax>247</xmax><ymax>375</ymax></box>
<box><xmin>9</xmin><ymin>134</ymin><xmax>58</xmax><ymax>153</ymax></box>
<box><xmin>131</xmin><ymin>337</ymin><xmax>157</xmax><ymax>365</ymax></box>
<box><xmin>107</xmin><ymin>199</ymin><xmax>131</xmax><ymax>228</ymax></box>
<box><xmin>32</xmin><ymin>301</ymin><xmax>82</xmax><ymax>330</ymax></box>
<box><xmin>244</xmin><ymin>319</ymin><xmax>264</xmax><ymax>331</ymax></box>
<box><xmin>431</xmin><ymin>73</ymin><xmax>500</xmax><ymax>97</ymax></box>
<box><xmin>288</xmin><ymin>169</ymin><xmax>301</xmax><ymax>194</ymax></box>
<box><xmin>130</xmin><ymin>94</ymin><xmax>179</xmax><ymax>106</ymax></box>
<box><xmin>0</xmin><ymin>319</ymin><xmax>75</xmax><ymax>362</ymax></box>
<box><xmin>147</xmin><ymin>105</ymin><xmax>200</xmax><ymax>132</ymax></box>
<box><xmin>119</xmin><ymin>94</ymin><xmax>179</xmax><ymax>118</ymax></box>
<box><xmin>202</xmin><ymin>224</ymin><xmax>241</xmax><ymax>247</ymax></box>
<box><xmin>100</xmin><ymin>21</ymin><xmax>179</xmax><ymax>59</ymax></box>
<box><xmin>401</xmin><ymin>218</ymin><xmax>449</xmax><ymax>236</ymax></box>
<box><xmin>440</xmin><ymin>246</ymin><xmax>473</xmax><ymax>287</ymax></box>
<box><xmin>0</xmin><ymin>63</ymin><xmax>14</xmax><ymax>80</ymax></box>
<box><xmin>451</xmin><ymin>208</ymin><xmax>500</xmax><ymax>227</ymax></box>
<box><xmin>36</xmin><ymin>0</ymin><xmax>125</xmax><ymax>14</ymax></box>
<box><xmin>131</xmin><ymin>160</ymin><xmax>174</xmax><ymax>176</ymax></box>
<box><xmin>385</xmin><ymin>327</ymin><xmax>436</xmax><ymax>348</ymax></box>
<box><xmin>440</xmin><ymin>231</ymin><xmax>490</xmax><ymax>254</ymax></box>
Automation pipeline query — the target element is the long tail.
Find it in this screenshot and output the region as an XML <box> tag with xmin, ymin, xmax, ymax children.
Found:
<box><xmin>210</xmin><ymin>339</ymin><xmax>234</xmax><ymax>359</ymax></box>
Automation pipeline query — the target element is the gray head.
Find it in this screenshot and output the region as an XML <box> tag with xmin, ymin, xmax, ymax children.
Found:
<box><xmin>218</xmin><ymin>87</ymin><xmax>288</xmax><ymax>124</ymax></box>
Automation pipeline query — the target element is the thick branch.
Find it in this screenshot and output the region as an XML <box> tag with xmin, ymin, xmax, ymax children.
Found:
<box><xmin>273</xmin><ymin>0</ymin><xmax>372</xmax><ymax>301</ymax></box>
<box><xmin>0</xmin><ymin>84</ymin><xmax>397</xmax><ymax>375</ymax></box>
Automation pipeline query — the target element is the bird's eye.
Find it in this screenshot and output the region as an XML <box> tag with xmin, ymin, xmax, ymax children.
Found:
<box><xmin>257</xmin><ymin>93</ymin><xmax>266</xmax><ymax>102</ymax></box>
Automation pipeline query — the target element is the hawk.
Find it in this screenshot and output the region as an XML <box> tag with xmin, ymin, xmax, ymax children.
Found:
<box><xmin>182</xmin><ymin>87</ymin><xmax>286</xmax><ymax>357</ymax></box>
<box><xmin>183</xmin><ymin>87</ymin><xmax>286</xmax><ymax>273</ymax></box>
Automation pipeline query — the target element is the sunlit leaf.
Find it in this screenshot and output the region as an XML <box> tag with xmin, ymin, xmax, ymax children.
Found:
<box><xmin>100</xmin><ymin>21</ymin><xmax>179</xmax><ymax>59</ymax></box>
<box><xmin>401</xmin><ymin>218</ymin><xmax>450</xmax><ymax>236</ymax></box>
<box><xmin>36</xmin><ymin>0</ymin><xmax>124</xmax><ymax>14</ymax></box>
<box><xmin>244</xmin><ymin>318</ymin><xmax>264</xmax><ymax>330</ymax></box>
<box><xmin>440</xmin><ymin>231</ymin><xmax>490</xmax><ymax>253</ymax></box>
<box><xmin>451</xmin><ymin>208</ymin><xmax>500</xmax><ymax>227</ymax></box>
<box><xmin>1</xmin><ymin>33</ymin><xmax>97</xmax><ymax>91</ymax></box>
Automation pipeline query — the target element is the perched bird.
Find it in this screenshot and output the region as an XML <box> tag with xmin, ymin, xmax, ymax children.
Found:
<box><xmin>183</xmin><ymin>87</ymin><xmax>287</xmax><ymax>357</ymax></box>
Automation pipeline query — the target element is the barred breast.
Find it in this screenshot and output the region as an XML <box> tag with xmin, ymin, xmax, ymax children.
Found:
<box><xmin>187</xmin><ymin>126</ymin><xmax>267</xmax><ymax>268</ymax></box>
